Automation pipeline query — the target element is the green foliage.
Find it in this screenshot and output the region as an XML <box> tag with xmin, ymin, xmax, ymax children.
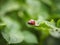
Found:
<box><xmin>1</xmin><ymin>17</ymin><xmax>24</xmax><ymax>44</ymax></box>
<box><xmin>0</xmin><ymin>0</ymin><xmax>60</xmax><ymax>45</ymax></box>
<box><xmin>57</xmin><ymin>19</ymin><xmax>60</xmax><ymax>28</ymax></box>
<box><xmin>23</xmin><ymin>31</ymin><xmax>38</xmax><ymax>43</ymax></box>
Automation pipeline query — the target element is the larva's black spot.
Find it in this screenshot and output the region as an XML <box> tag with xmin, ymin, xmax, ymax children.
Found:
<box><xmin>56</xmin><ymin>29</ymin><xmax>58</xmax><ymax>31</ymax></box>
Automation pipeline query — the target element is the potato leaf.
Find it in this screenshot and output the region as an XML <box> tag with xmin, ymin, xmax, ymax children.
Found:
<box><xmin>1</xmin><ymin>17</ymin><xmax>24</xmax><ymax>44</ymax></box>
<box><xmin>23</xmin><ymin>30</ymin><xmax>38</xmax><ymax>44</ymax></box>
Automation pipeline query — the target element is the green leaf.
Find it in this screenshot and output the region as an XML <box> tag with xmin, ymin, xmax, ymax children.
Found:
<box><xmin>57</xmin><ymin>19</ymin><xmax>60</xmax><ymax>28</ymax></box>
<box><xmin>41</xmin><ymin>0</ymin><xmax>52</xmax><ymax>6</ymax></box>
<box><xmin>50</xmin><ymin>19</ymin><xmax>55</xmax><ymax>26</ymax></box>
<box><xmin>53</xmin><ymin>0</ymin><xmax>60</xmax><ymax>10</ymax></box>
<box><xmin>23</xmin><ymin>30</ymin><xmax>38</xmax><ymax>44</ymax></box>
<box><xmin>1</xmin><ymin>0</ymin><xmax>20</xmax><ymax>15</ymax></box>
<box><xmin>25</xmin><ymin>0</ymin><xmax>41</xmax><ymax>19</ymax></box>
<box><xmin>1</xmin><ymin>17</ymin><xmax>24</xmax><ymax>44</ymax></box>
<box><xmin>0</xmin><ymin>23</ymin><xmax>6</xmax><ymax>30</ymax></box>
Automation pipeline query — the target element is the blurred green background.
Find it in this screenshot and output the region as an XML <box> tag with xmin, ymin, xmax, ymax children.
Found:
<box><xmin>0</xmin><ymin>0</ymin><xmax>60</xmax><ymax>45</ymax></box>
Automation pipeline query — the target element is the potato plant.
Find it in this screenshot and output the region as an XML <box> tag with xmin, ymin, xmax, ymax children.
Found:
<box><xmin>0</xmin><ymin>0</ymin><xmax>60</xmax><ymax>45</ymax></box>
